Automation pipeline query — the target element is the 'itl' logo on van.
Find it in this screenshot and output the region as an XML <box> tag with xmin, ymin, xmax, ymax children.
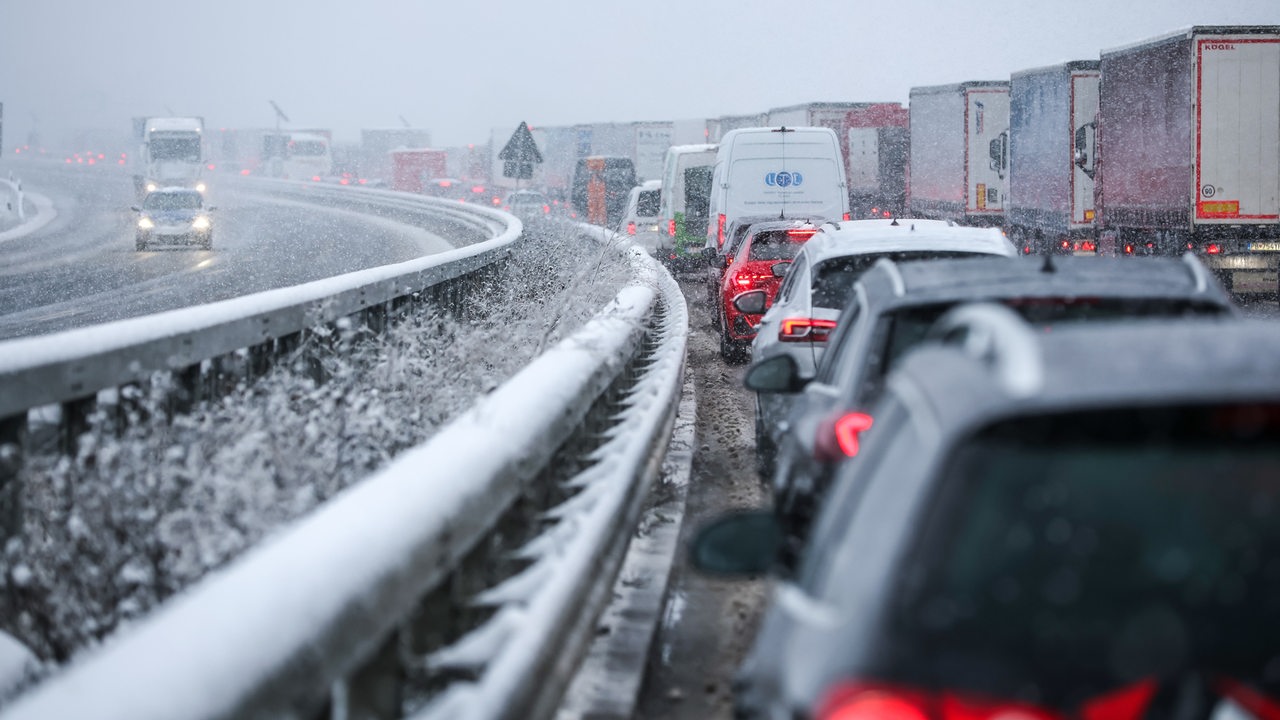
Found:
<box><xmin>765</xmin><ymin>171</ymin><xmax>804</xmax><ymax>187</ymax></box>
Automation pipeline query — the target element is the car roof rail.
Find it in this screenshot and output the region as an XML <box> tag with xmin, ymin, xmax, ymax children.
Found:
<box><xmin>1180</xmin><ymin>252</ymin><xmax>1211</xmax><ymax>294</ymax></box>
<box><xmin>869</xmin><ymin>257</ymin><xmax>906</xmax><ymax>296</ymax></box>
<box><xmin>926</xmin><ymin>302</ymin><xmax>1044</xmax><ymax>397</ymax></box>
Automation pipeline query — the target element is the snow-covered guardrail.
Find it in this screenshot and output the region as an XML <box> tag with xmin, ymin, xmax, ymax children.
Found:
<box><xmin>0</xmin><ymin>227</ymin><xmax>689</xmax><ymax>720</ymax></box>
<box><xmin>0</xmin><ymin>185</ymin><xmax>521</xmax><ymax>538</ymax></box>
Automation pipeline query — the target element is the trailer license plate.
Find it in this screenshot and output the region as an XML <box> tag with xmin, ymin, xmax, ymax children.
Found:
<box><xmin>1247</xmin><ymin>242</ymin><xmax>1280</xmax><ymax>252</ymax></box>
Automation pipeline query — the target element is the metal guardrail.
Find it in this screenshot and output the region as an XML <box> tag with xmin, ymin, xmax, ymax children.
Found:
<box><xmin>0</xmin><ymin>182</ymin><xmax>522</xmax><ymax>539</ymax></box>
<box><xmin>0</xmin><ymin>224</ymin><xmax>689</xmax><ymax>720</ymax></box>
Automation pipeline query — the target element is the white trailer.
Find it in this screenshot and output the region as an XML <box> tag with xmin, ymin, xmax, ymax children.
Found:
<box><xmin>908</xmin><ymin>82</ymin><xmax>1010</xmax><ymax>225</ymax></box>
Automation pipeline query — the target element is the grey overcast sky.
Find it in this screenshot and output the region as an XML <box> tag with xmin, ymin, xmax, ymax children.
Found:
<box><xmin>1</xmin><ymin>0</ymin><xmax>1277</xmax><ymax>149</ymax></box>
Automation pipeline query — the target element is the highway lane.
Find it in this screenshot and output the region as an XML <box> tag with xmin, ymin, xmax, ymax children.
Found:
<box><xmin>0</xmin><ymin>160</ymin><xmax>456</xmax><ymax>341</ymax></box>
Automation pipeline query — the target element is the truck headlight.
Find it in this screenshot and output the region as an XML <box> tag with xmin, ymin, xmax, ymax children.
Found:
<box><xmin>137</xmin><ymin>217</ymin><xmax>154</xmax><ymax>230</ymax></box>
<box><xmin>192</xmin><ymin>215</ymin><xmax>211</xmax><ymax>230</ymax></box>
<box><xmin>195</xmin><ymin>182</ymin><xmax>207</xmax><ymax>193</ymax></box>
<box><xmin>145</xmin><ymin>182</ymin><xmax>158</xmax><ymax>193</ymax></box>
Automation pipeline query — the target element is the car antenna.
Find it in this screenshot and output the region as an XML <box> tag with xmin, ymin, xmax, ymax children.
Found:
<box><xmin>1041</xmin><ymin>254</ymin><xmax>1057</xmax><ymax>273</ymax></box>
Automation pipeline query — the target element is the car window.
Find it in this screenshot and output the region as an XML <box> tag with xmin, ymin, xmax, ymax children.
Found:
<box><xmin>777</xmin><ymin>249</ymin><xmax>808</xmax><ymax>304</ymax></box>
<box><xmin>815</xmin><ymin>297</ymin><xmax>864</xmax><ymax>385</ymax></box>
<box><xmin>636</xmin><ymin>189</ymin><xmax>660</xmax><ymax>217</ymax></box>
<box><xmin>811</xmin><ymin>251</ymin><xmax>997</xmax><ymax>309</ymax></box>
<box><xmin>900</xmin><ymin>402</ymin><xmax>1280</xmax><ymax>693</ymax></box>
<box><xmin>748</xmin><ymin>231</ymin><xmax>805</xmax><ymax>261</ymax></box>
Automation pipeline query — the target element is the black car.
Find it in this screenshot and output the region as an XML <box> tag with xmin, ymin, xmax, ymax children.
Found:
<box><xmin>696</xmin><ymin>309</ymin><xmax>1280</xmax><ymax>720</ymax></box>
<box><xmin>749</xmin><ymin>254</ymin><xmax>1237</xmax><ymax>553</ymax></box>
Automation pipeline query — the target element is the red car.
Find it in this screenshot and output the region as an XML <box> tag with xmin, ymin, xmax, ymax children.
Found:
<box><xmin>717</xmin><ymin>220</ymin><xmax>819</xmax><ymax>362</ymax></box>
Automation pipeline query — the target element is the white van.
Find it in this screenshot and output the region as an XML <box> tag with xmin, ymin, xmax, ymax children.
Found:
<box><xmin>706</xmin><ymin>127</ymin><xmax>849</xmax><ymax>249</ymax></box>
<box><xmin>657</xmin><ymin>144</ymin><xmax>718</xmax><ymax>270</ymax></box>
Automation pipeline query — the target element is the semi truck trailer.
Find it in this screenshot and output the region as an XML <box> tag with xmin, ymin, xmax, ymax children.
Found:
<box><xmin>908</xmin><ymin>81</ymin><xmax>1010</xmax><ymax>226</ymax></box>
<box><xmin>1094</xmin><ymin>26</ymin><xmax>1280</xmax><ymax>299</ymax></box>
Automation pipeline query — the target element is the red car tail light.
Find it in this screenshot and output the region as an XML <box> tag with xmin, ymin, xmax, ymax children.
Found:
<box><xmin>732</xmin><ymin>270</ymin><xmax>773</xmax><ymax>288</ymax></box>
<box><xmin>817</xmin><ymin>679</ymin><xmax>1159</xmax><ymax>720</ymax></box>
<box><xmin>813</xmin><ymin>411</ymin><xmax>874</xmax><ymax>463</ymax></box>
<box><xmin>779</xmin><ymin>317</ymin><xmax>838</xmax><ymax>342</ymax></box>
<box><xmin>1206</xmin><ymin>243</ymin><xmax>1222</xmax><ymax>255</ymax></box>
<box><xmin>627</xmin><ymin>222</ymin><xmax>637</xmax><ymax>235</ymax></box>
<box><xmin>817</xmin><ymin>682</ymin><xmax>1058</xmax><ymax>720</ymax></box>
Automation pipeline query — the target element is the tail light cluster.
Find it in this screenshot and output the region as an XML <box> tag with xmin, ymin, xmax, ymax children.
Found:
<box><xmin>669</xmin><ymin>219</ymin><xmax>677</xmax><ymax>237</ymax></box>
<box><xmin>816</xmin><ymin>678</ymin><xmax>1159</xmax><ymax>720</ymax></box>
<box><xmin>1058</xmin><ymin>239</ymin><xmax>1097</xmax><ymax>253</ymax></box>
<box><xmin>717</xmin><ymin>213</ymin><xmax>727</xmax><ymax>246</ymax></box>
<box><xmin>813</xmin><ymin>411</ymin><xmax>873</xmax><ymax>463</ymax></box>
<box><xmin>732</xmin><ymin>270</ymin><xmax>775</xmax><ymax>289</ymax></box>
<box><xmin>779</xmin><ymin>317</ymin><xmax>837</xmax><ymax>342</ymax></box>
<box><xmin>627</xmin><ymin>222</ymin><xmax>637</xmax><ymax>235</ymax></box>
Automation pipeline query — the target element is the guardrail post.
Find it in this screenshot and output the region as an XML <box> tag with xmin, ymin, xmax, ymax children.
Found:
<box><xmin>343</xmin><ymin>629</ymin><xmax>404</xmax><ymax>720</ymax></box>
<box><xmin>0</xmin><ymin>414</ymin><xmax>24</xmax><ymax>542</ymax></box>
<box><xmin>60</xmin><ymin>397</ymin><xmax>94</xmax><ymax>455</ymax></box>
<box><xmin>168</xmin><ymin>364</ymin><xmax>202</xmax><ymax>416</ymax></box>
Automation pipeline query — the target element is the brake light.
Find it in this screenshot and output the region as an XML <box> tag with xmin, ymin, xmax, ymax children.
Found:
<box><xmin>668</xmin><ymin>219</ymin><xmax>677</xmax><ymax>236</ymax></box>
<box><xmin>732</xmin><ymin>271</ymin><xmax>773</xmax><ymax>288</ymax></box>
<box><xmin>471</xmin><ymin>185</ymin><xmax>485</xmax><ymax>194</ymax></box>
<box><xmin>717</xmin><ymin>213</ymin><xmax>726</xmax><ymax>246</ymax></box>
<box><xmin>787</xmin><ymin>229</ymin><xmax>817</xmax><ymax>239</ymax></box>
<box><xmin>1206</xmin><ymin>243</ymin><xmax>1221</xmax><ymax>255</ymax></box>
<box><xmin>1023</xmin><ymin>245</ymin><xmax>1032</xmax><ymax>255</ymax></box>
<box><xmin>1081</xmin><ymin>241</ymin><xmax>1097</xmax><ymax>252</ymax></box>
<box><xmin>627</xmin><ymin>222</ymin><xmax>636</xmax><ymax>235</ymax></box>
<box><xmin>1061</xmin><ymin>240</ymin><xmax>1071</xmax><ymax>250</ymax></box>
<box><xmin>813</xmin><ymin>411</ymin><xmax>873</xmax><ymax>464</ymax></box>
<box><xmin>817</xmin><ymin>682</ymin><xmax>1058</xmax><ymax>720</ymax></box>
<box><xmin>779</xmin><ymin>317</ymin><xmax>838</xmax><ymax>342</ymax></box>
<box><xmin>842</xmin><ymin>212</ymin><xmax>851</xmax><ymax>221</ymax></box>
<box><xmin>1123</xmin><ymin>244</ymin><xmax>1134</xmax><ymax>255</ymax></box>
<box><xmin>816</xmin><ymin>679</ymin><xmax>1158</xmax><ymax>720</ymax></box>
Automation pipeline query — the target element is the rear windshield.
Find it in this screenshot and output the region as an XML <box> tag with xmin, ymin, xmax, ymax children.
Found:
<box><xmin>812</xmin><ymin>252</ymin><xmax>998</xmax><ymax>309</ymax></box>
<box><xmin>636</xmin><ymin>189</ymin><xmax>660</xmax><ymax>217</ymax></box>
<box><xmin>902</xmin><ymin>403</ymin><xmax>1280</xmax><ymax>697</ymax></box>
<box><xmin>748</xmin><ymin>230</ymin><xmax>808</xmax><ymax>261</ymax></box>
<box><xmin>859</xmin><ymin>299</ymin><xmax>1228</xmax><ymax>404</ymax></box>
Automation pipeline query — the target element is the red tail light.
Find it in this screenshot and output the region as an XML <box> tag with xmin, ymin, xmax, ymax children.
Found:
<box><xmin>471</xmin><ymin>185</ymin><xmax>485</xmax><ymax>194</ymax></box>
<box><xmin>732</xmin><ymin>271</ymin><xmax>773</xmax><ymax>288</ymax></box>
<box><xmin>779</xmin><ymin>317</ymin><xmax>838</xmax><ymax>342</ymax></box>
<box><xmin>1081</xmin><ymin>241</ymin><xmax>1097</xmax><ymax>252</ymax></box>
<box><xmin>817</xmin><ymin>683</ymin><xmax>1055</xmax><ymax>720</ymax></box>
<box><xmin>843</xmin><ymin>212</ymin><xmax>851</xmax><ymax>221</ymax></box>
<box><xmin>717</xmin><ymin>213</ymin><xmax>727</xmax><ymax>246</ymax></box>
<box><xmin>1123</xmin><ymin>244</ymin><xmax>1134</xmax><ymax>255</ymax></box>
<box><xmin>1206</xmin><ymin>243</ymin><xmax>1221</xmax><ymax>255</ymax></box>
<box><xmin>787</xmin><ymin>229</ymin><xmax>817</xmax><ymax>240</ymax></box>
<box><xmin>668</xmin><ymin>219</ymin><xmax>677</xmax><ymax>236</ymax></box>
<box><xmin>627</xmin><ymin>222</ymin><xmax>637</xmax><ymax>235</ymax></box>
<box><xmin>1023</xmin><ymin>245</ymin><xmax>1032</xmax><ymax>255</ymax></box>
<box><xmin>311</xmin><ymin>175</ymin><xmax>321</xmax><ymax>181</ymax></box>
<box><xmin>1060</xmin><ymin>240</ymin><xmax>1071</xmax><ymax>249</ymax></box>
<box><xmin>543</xmin><ymin>204</ymin><xmax>550</xmax><ymax>214</ymax></box>
<box><xmin>816</xmin><ymin>679</ymin><xmax>1158</xmax><ymax>720</ymax></box>
<box><xmin>813</xmin><ymin>411</ymin><xmax>873</xmax><ymax>464</ymax></box>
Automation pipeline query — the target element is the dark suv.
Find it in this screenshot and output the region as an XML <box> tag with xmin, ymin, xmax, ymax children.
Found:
<box><xmin>695</xmin><ymin>309</ymin><xmax>1280</xmax><ymax>720</ymax></box>
<box><xmin>749</xmin><ymin>254</ymin><xmax>1237</xmax><ymax>549</ymax></box>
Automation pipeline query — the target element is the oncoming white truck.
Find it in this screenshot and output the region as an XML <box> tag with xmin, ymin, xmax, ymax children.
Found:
<box><xmin>132</xmin><ymin>117</ymin><xmax>205</xmax><ymax>198</ymax></box>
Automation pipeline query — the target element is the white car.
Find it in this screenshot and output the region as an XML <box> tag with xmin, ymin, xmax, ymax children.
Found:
<box><xmin>746</xmin><ymin>218</ymin><xmax>1018</xmax><ymax>473</ymax></box>
<box><xmin>618</xmin><ymin>180</ymin><xmax>663</xmax><ymax>256</ymax></box>
<box><xmin>504</xmin><ymin>189</ymin><xmax>552</xmax><ymax>224</ymax></box>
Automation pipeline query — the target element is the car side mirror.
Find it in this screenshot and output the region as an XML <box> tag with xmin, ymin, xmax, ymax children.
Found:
<box><xmin>689</xmin><ymin>510</ymin><xmax>781</xmax><ymax>577</ymax></box>
<box><xmin>733</xmin><ymin>290</ymin><xmax>767</xmax><ymax>315</ymax></box>
<box><xmin>772</xmin><ymin>261</ymin><xmax>791</xmax><ymax>278</ymax></box>
<box><xmin>744</xmin><ymin>354</ymin><xmax>808</xmax><ymax>394</ymax></box>
<box><xmin>205</xmin><ymin>206</ymin><xmax>217</xmax><ymax>211</ymax></box>
<box><xmin>701</xmin><ymin>246</ymin><xmax>716</xmax><ymax>264</ymax></box>
<box><xmin>130</xmin><ymin>206</ymin><xmax>140</xmax><ymax>212</ymax></box>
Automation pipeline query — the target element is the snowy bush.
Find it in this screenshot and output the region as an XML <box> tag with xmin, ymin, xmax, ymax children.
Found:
<box><xmin>0</xmin><ymin>224</ymin><xmax>636</xmax><ymax>670</ymax></box>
